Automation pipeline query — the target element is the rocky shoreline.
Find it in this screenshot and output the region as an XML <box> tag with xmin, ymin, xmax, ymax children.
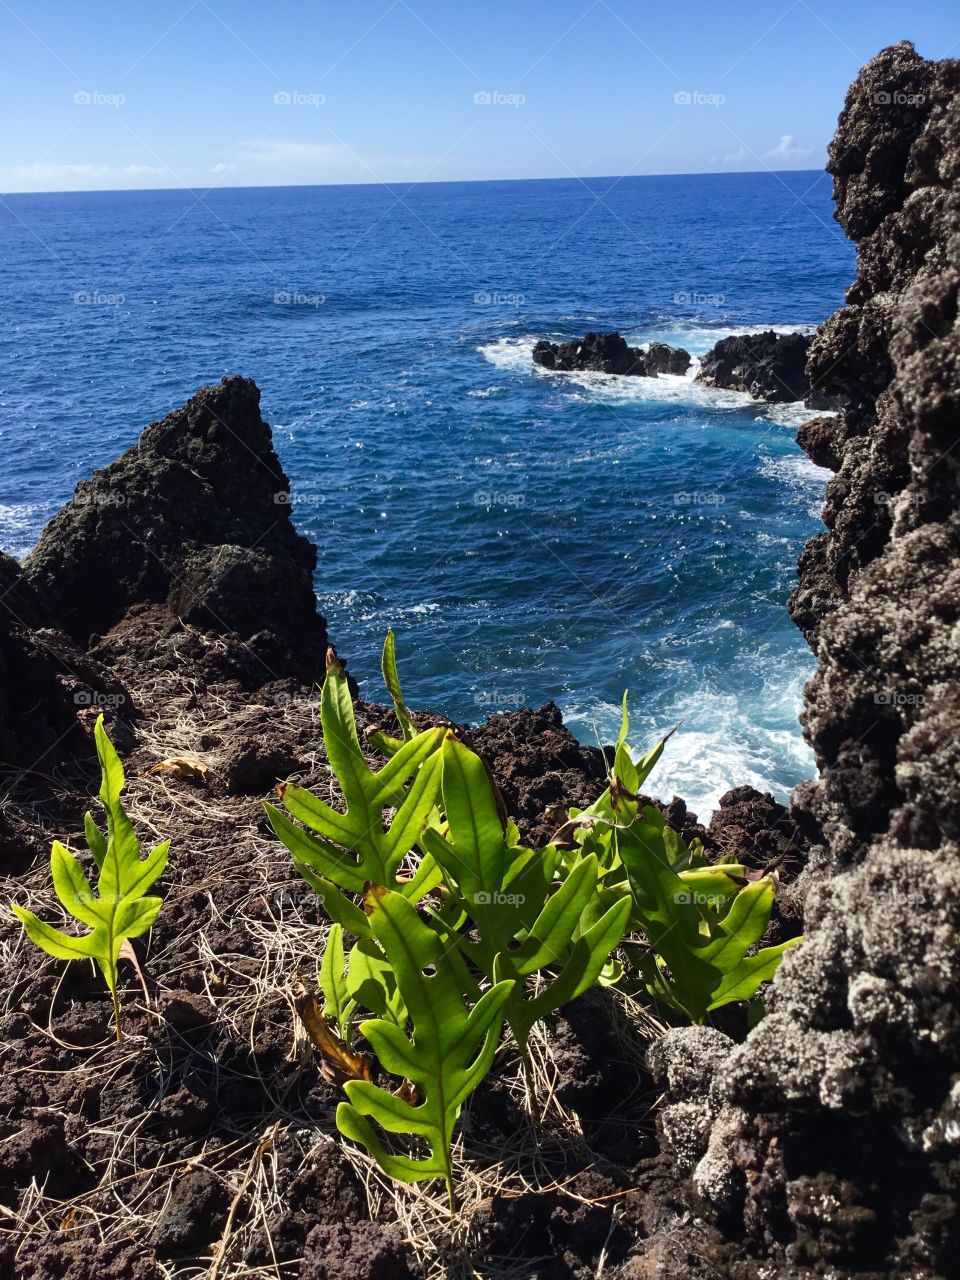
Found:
<box><xmin>532</xmin><ymin>326</ymin><xmax>843</xmax><ymax>409</ymax></box>
<box><xmin>0</xmin><ymin>38</ymin><xmax>957</xmax><ymax>1280</ymax></box>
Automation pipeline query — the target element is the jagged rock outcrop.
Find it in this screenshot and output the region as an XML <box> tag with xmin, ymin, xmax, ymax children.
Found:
<box><xmin>532</xmin><ymin>332</ymin><xmax>692</xmax><ymax>377</ymax></box>
<box><xmin>0</xmin><ymin>551</ymin><xmax>128</xmax><ymax>773</ymax></box>
<box><xmin>696</xmin><ymin>330</ymin><xmax>837</xmax><ymax>406</ymax></box>
<box><xmin>533</xmin><ymin>332</ymin><xmax>654</xmax><ymax>375</ymax></box>
<box><xmin>646</xmin><ymin>341</ymin><xmax>692</xmax><ymax>375</ymax></box>
<box><xmin>651</xmin><ymin>42</ymin><xmax>960</xmax><ymax>1279</ymax></box>
<box><xmin>23</xmin><ymin>377</ymin><xmax>329</xmax><ymax>686</ymax></box>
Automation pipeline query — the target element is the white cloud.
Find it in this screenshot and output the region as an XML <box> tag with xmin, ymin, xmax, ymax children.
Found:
<box><xmin>209</xmin><ymin>161</ymin><xmax>231</xmax><ymax>174</ymax></box>
<box><xmin>765</xmin><ymin>134</ymin><xmax>812</xmax><ymax>161</ymax></box>
<box><xmin>711</xmin><ymin>144</ymin><xmax>749</xmax><ymax>167</ymax></box>
<box><xmin>13</xmin><ymin>162</ymin><xmax>110</xmax><ymax>181</ymax></box>
<box><xmin>124</xmin><ymin>163</ymin><xmax>167</xmax><ymax>175</ymax></box>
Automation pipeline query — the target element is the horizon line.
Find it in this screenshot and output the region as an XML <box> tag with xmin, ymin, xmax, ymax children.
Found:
<box><xmin>1</xmin><ymin>166</ymin><xmax>829</xmax><ymax>199</ymax></box>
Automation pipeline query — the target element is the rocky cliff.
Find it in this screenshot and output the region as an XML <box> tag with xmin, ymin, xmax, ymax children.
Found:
<box><xmin>23</xmin><ymin>376</ymin><xmax>329</xmax><ymax>687</ymax></box>
<box><xmin>650</xmin><ymin>42</ymin><xmax>960</xmax><ymax>1279</ymax></box>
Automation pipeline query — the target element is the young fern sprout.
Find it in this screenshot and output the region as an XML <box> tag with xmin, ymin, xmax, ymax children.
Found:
<box><xmin>265</xmin><ymin>647</ymin><xmax>445</xmax><ymax>935</ymax></box>
<box><xmin>11</xmin><ymin>715</ymin><xmax>169</xmax><ymax>1041</ymax></box>
<box><xmin>567</xmin><ymin>694</ymin><xmax>801</xmax><ymax>1022</ymax></box>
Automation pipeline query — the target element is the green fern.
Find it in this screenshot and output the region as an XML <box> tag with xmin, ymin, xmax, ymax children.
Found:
<box><xmin>11</xmin><ymin>715</ymin><xmax>168</xmax><ymax>1040</ymax></box>
<box><xmin>422</xmin><ymin>734</ymin><xmax>630</xmax><ymax>1052</ymax></box>
<box><xmin>336</xmin><ymin>886</ymin><xmax>513</xmax><ymax>1212</ymax></box>
<box><xmin>266</xmin><ymin>650</ymin><xmax>444</xmax><ymax>935</ymax></box>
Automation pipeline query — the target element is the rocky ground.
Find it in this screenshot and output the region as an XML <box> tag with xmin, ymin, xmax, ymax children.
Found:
<box><xmin>0</xmin><ymin>38</ymin><xmax>957</xmax><ymax>1280</ymax></box>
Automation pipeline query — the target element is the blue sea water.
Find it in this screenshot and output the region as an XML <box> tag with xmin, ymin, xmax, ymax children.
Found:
<box><xmin>0</xmin><ymin>172</ymin><xmax>855</xmax><ymax>814</ymax></box>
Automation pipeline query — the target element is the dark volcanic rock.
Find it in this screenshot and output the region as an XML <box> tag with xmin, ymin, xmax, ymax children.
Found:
<box><xmin>0</xmin><ymin>550</ymin><xmax>130</xmax><ymax>772</ymax></box>
<box><xmin>22</xmin><ymin>376</ymin><xmax>329</xmax><ymax>686</ymax></box>
<box><xmin>795</xmin><ymin>415</ymin><xmax>842</xmax><ymax>471</ymax></box>
<box><xmin>467</xmin><ymin>702</ymin><xmax>609</xmax><ymax>846</ymax></box>
<box><xmin>533</xmin><ymin>332</ymin><xmax>654</xmax><ymax>376</ymax></box>
<box><xmin>655</xmin><ymin>42</ymin><xmax>960</xmax><ymax>1280</ymax></box>
<box><xmin>646</xmin><ymin>341</ymin><xmax>692</xmax><ymax>375</ymax></box>
<box><xmin>696</xmin><ymin>329</ymin><xmax>833</xmax><ymax>405</ymax></box>
<box><xmin>299</xmin><ymin>1221</ymin><xmax>412</xmax><ymax>1280</ymax></box>
<box><xmin>149</xmin><ymin>1167</ymin><xmax>229</xmax><ymax>1257</ymax></box>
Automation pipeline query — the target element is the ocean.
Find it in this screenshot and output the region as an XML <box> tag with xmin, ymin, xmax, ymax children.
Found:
<box><xmin>0</xmin><ymin>171</ymin><xmax>855</xmax><ymax>816</ymax></box>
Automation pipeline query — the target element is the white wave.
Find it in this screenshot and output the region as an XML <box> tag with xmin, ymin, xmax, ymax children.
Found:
<box><xmin>356</xmin><ymin>600</ymin><xmax>441</xmax><ymax>622</ymax></box>
<box><xmin>0</xmin><ymin>501</ymin><xmax>59</xmax><ymax>557</ymax></box>
<box><xmin>631</xmin><ymin>321</ymin><xmax>815</xmax><ymax>355</ymax></box>
<box><xmin>760</xmin><ymin>453</ymin><xmax>829</xmax><ymax>517</ymax></box>
<box><xmin>478</xmin><ymin>334</ymin><xmax>829</xmax><ymax>424</ymax></box>
<box><xmin>315</xmin><ymin>587</ymin><xmax>381</xmax><ymax>610</ymax></box>
<box><xmin>561</xmin><ymin>667</ymin><xmax>814</xmax><ymax>819</ymax></box>
<box><xmin>480</xmin><ymin>335</ymin><xmax>538</xmax><ymax>373</ymax></box>
<box><xmin>467</xmin><ymin>386</ymin><xmax>505</xmax><ymax>398</ymax></box>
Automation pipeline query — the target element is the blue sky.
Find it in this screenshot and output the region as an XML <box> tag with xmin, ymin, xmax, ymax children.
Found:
<box><xmin>1</xmin><ymin>1</ymin><xmax>958</xmax><ymax>192</ymax></box>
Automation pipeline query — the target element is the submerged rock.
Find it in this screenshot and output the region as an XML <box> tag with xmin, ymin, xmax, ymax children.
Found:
<box><xmin>22</xmin><ymin>376</ymin><xmax>330</xmax><ymax>687</ymax></box>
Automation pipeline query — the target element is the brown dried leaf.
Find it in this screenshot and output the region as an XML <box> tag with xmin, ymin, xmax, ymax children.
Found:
<box><xmin>149</xmin><ymin>756</ymin><xmax>213</xmax><ymax>783</ymax></box>
<box><xmin>395</xmin><ymin>1077</ymin><xmax>421</xmax><ymax>1106</ymax></box>
<box><xmin>294</xmin><ymin>985</ymin><xmax>373</xmax><ymax>1088</ymax></box>
<box><xmin>118</xmin><ymin>938</ymin><xmax>151</xmax><ymax>1009</ymax></box>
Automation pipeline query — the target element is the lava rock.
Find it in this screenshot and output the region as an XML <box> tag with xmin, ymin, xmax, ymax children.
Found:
<box><xmin>696</xmin><ymin>330</ymin><xmax>831</xmax><ymax>405</ymax></box>
<box><xmin>149</xmin><ymin>1168</ymin><xmax>230</xmax><ymax>1258</ymax></box>
<box><xmin>796</xmin><ymin>416</ymin><xmax>843</xmax><ymax>471</ymax></box>
<box><xmin>662</xmin><ymin>42</ymin><xmax>960</xmax><ymax>1280</ymax></box>
<box><xmin>22</xmin><ymin>376</ymin><xmax>330</xmax><ymax>686</ymax></box>
<box><xmin>0</xmin><ymin>1111</ymin><xmax>91</xmax><ymax>1204</ymax></box>
<box><xmin>0</xmin><ymin>550</ymin><xmax>129</xmax><ymax>771</ymax></box>
<box><xmin>646</xmin><ymin>341</ymin><xmax>692</xmax><ymax>375</ymax></box>
<box><xmin>533</xmin><ymin>332</ymin><xmax>654</xmax><ymax>376</ymax></box>
<box><xmin>299</xmin><ymin>1221</ymin><xmax>411</xmax><ymax>1280</ymax></box>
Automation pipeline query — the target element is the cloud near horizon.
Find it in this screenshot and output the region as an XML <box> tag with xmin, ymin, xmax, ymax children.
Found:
<box><xmin>765</xmin><ymin>134</ymin><xmax>813</xmax><ymax>161</ymax></box>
